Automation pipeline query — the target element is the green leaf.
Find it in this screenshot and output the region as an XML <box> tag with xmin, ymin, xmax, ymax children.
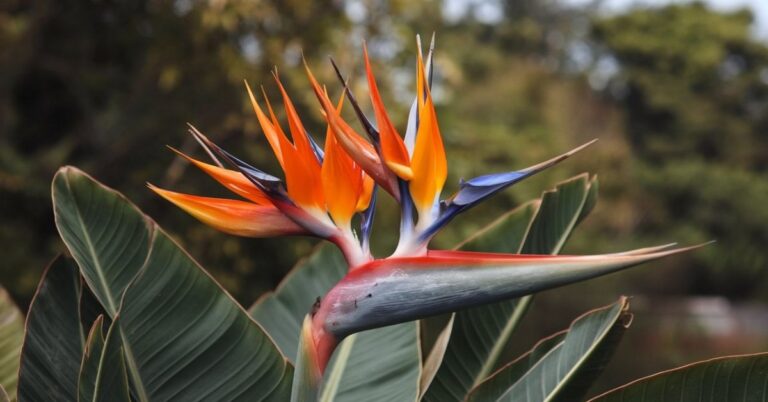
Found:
<box><xmin>53</xmin><ymin>169</ymin><xmax>151</xmax><ymax>317</ymax></box>
<box><xmin>78</xmin><ymin>316</ymin><xmax>131</xmax><ymax>402</ymax></box>
<box><xmin>52</xmin><ymin>166</ymin><xmax>290</xmax><ymax>402</ymax></box>
<box><xmin>519</xmin><ymin>173</ymin><xmax>593</xmax><ymax>255</ymax></box>
<box><xmin>92</xmin><ymin>318</ymin><xmax>130</xmax><ymax>402</ymax></box>
<box><xmin>467</xmin><ymin>297</ymin><xmax>631</xmax><ymax>402</ymax></box>
<box><xmin>320</xmin><ymin>322</ymin><xmax>421</xmax><ymax>402</ymax></box>
<box><xmin>265</xmin><ymin>364</ymin><xmax>294</xmax><ymax>402</ymax></box>
<box><xmin>79</xmin><ymin>282</ymin><xmax>107</xmax><ymax>337</ymax></box>
<box><xmin>577</xmin><ymin>175</ymin><xmax>599</xmax><ymax>224</ymax></box>
<box><xmin>250</xmin><ymin>244</ymin><xmax>347</xmax><ymax>362</ymax></box>
<box><xmin>467</xmin><ymin>331</ymin><xmax>567</xmax><ymax>399</ymax></box>
<box><xmin>17</xmin><ymin>257</ymin><xmax>84</xmax><ymax>402</ymax></box>
<box><xmin>589</xmin><ymin>353</ymin><xmax>768</xmax><ymax>401</ymax></box>
<box><xmin>79</xmin><ymin>316</ymin><xmax>106</xmax><ymax>402</ymax></box>
<box><xmin>424</xmin><ymin>174</ymin><xmax>595</xmax><ymax>402</ymax></box>
<box><xmin>455</xmin><ymin>200</ymin><xmax>541</xmax><ymax>253</ymax></box>
<box><xmin>0</xmin><ymin>286</ymin><xmax>23</xmax><ymax>400</ymax></box>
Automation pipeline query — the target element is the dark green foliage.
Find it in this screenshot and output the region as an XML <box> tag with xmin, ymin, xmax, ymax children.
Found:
<box><xmin>590</xmin><ymin>4</ymin><xmax>768</xmax><ymax>297</ymax></box>
<box><xmin>17</xmin><ymin>257</ymin><xmax>84</xmax><ymax>402</ymax></box>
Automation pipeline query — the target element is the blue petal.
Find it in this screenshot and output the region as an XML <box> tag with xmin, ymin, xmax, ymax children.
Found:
<box><xmin>419</xmin><ymin>141</ymin><xmax>597</xmax><ymax>241</ymax></box>
<box><xmin>306</xmin><ymin>130</ymin><xmax>325</xmax><ymax>163</ymax></box>
<box><xmin>188</xmin><ymin>126</ymin><xmax>289</xmax><ymax>200</ymax></box>
<box><xmin>360</xmin><ymin>186</ymin><xmax>378</xmax><ymax>251</ymax></box>
<box><xmin>450</xmin><ymin>171</ymin><xmax>529</xmax><ymax>206</ymax></box>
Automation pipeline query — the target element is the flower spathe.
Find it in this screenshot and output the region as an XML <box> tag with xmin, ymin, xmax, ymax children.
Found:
<box><xmin>150</xmin><ymin>36</ymin><xmax>706</xmax><ymax>375</ymax></box>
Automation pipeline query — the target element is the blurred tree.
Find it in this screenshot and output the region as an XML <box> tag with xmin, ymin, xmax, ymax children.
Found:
<box><xmin>0</xmin><ymin>0</ymin><xmax>352</xmax><ymax>306</ymax></box>
<box><xmin>590</xmin><ymin>3</ymin><xmax>768</xmax><ymax>297</ymax></box>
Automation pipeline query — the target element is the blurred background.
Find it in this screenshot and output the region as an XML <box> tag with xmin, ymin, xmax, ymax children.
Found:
<box><xmin>2</xmin><ymin>0</ymin><xmax>767</xmax><ymax>396</ymax></box>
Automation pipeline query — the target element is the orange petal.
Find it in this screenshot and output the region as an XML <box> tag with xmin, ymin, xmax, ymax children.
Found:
<box><xmin>304</xmin><ymin>61</ymin><xmax>401</xmax><ymax>200</ymax></box>
<box><xmin>363</xmin><ymin>44</ymin><xmax>413</xmax><ymax>180</ymax></box>
<box><xmin>273</xmin><ymin>75</ymin><xmax>316</xmax><ymax>161</ymax></box>
<box><xmin>356</xmin><ymin>174</ymin><xmax>375</xmax><ymax>212</ymax></box>
<box><xmin>409</xmin><ymin>53</ymin><xmax>447</xmax><ymax>215</ymax></box>
<box><xmin>149</xmin><ymin>185</ymin><xmax>304</xmax><ymax>237</ymax></box>
<box><xmin>323</xmin><ymin>133</ymin><xmax>363</xmax><ymax>227</ymax></box>
<box><xmin>272</xmin><ymin>75</ymin><xmax>325</xmax><ymax>211</ymax></box>
<box><xmin>170</xmin><ymin>148</ymin><xmax>272</xmax><ymax>206</ymax></box>
<box><xmin>321</xmin><ymin>95</ymin><xmax>363</xmax><ymax>227</ymax></box>
<box><xmin>245</xmin><ymin>81</ymin><xmax>289</xmax><ymax>169</ymax></box>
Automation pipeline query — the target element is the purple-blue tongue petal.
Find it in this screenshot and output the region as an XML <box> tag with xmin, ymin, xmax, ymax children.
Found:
<box><xmin>188</xmin><ymin>125</ymin><xmax>288</xmax><ymax>199</ymax></box>
<box><xmin>420</xmin><ymin>140</ymin><xmax>597</xmax><ymax>241</ymax></box>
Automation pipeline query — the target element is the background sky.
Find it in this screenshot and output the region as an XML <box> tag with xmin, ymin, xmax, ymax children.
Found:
<box><xmin>446</xmin><ymin>0</ymin><xmax>768</xmax><ymax>38</ymax></box>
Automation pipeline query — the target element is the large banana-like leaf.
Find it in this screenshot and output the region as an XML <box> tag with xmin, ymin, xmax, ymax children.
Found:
<box><xmin>424</xmin><ymin>174</ymin><xmax>596</xmax><ymax>401</ymax></box>
<box><xmin>467</xmin><ymin>297</ymin><xmax>631</xmax><ymax>401</ymax></box>
<box><xmin>590</xmin><ymin>353</ymin><xmax>768</xmax><ymax>401</ymax></box>
<box><xmin>0</xmin><ymin>285</ymin><xmax>23</xmax><ymax>400</ymax></box>
<box><xmin>78</xmin><ymin>316</ymin><xmax>131</xmax><ymax>402</ymax></box>
<box><xmin>17</xmin><ymin>257</ymin><xmax>84</xmax><ymax>402</ymax></box>
<box><xmin>52</xmin><ymin>167</ymin><xmax>291</xmax><ymax>402</ymax></box>
<box><xmin>250</xmin><ymin>244</ymin><xmax>347</xmax><ymax>362</ymax></box>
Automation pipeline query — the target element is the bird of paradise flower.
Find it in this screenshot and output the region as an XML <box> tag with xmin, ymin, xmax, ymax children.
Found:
<box><xmin>148</xmin><ymin>36</ymin><xmax>706</xmax><ymax>379</ymax></box>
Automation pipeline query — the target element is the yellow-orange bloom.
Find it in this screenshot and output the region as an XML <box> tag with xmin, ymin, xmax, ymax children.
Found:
<box><xmin>148</xmin><ymin>185</ymin><xmax>303</xmax><ymax>237</ymax></box>
<box><xmin>409</xmin><ymin>51</ymin><xmax>447</xmax><ymax>218</ymax></box>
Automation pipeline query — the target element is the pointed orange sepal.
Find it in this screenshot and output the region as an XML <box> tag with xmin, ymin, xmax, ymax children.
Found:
<box><xmin>272</xmin><ymin>74</ymin><xmax>319</xmax><ymax>166</ymax></box>
<box><xmin>363</xmin><ymin>44</ymin><xmax>413</xmax><ymax>180</ymax></box>
<box><xmin>303</xmin><ymin>61</ymin><xmax>400</xmax><ymax>201</ymax></box>
<box><xmin>149</xmin><ymin>184</ymin><xmax>304</xmax><ymax>237</ymax></box>
<box><xmin>251</xmin><ymin>77</ymin><xmax>325</xmax><ymax>212</ymax></box>
<box><xmin>245</xmin><ymin>81</ymin><xmax>288</xmax><ymax>169</ymax></box>
<box><xmin>170</xmin><ymin>148</ymin><xmax>273</xmax><ymax>206</ymax></box>
<box><xmin>322</xmin><ymin>95</ymin><xmax>363</xmax><ymax>228</ymax></box>
<box><xmin>409</xmin><ymin>51</ymin><xmax>447</xmax><ymax>215</ymax></box>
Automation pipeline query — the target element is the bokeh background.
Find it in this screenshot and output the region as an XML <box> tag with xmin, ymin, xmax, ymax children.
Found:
<box><xmin>2</xmin><ymin>0</ymin><xmax>768</xmax><ymax>396</ymax></box>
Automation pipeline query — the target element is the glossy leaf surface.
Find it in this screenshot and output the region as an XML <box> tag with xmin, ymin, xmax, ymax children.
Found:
<box><xmin>78</xmin><ymin>316</ymin><xmax>106</xmax><ymax>402</ymax></box>
<box><xmin>17</xmin><ymin>257</ymin><xmax>84</xmax><ymax>402</ymax></box>
<box><xmin>320</xmin><ymin>323</ymin><xmax>420</xmax><ymax>402</ymax></box>
<box><xmin>53</xmin><ymin>167</ymin><xmax>291</xmax><ymax>402</ymax></box>
<box><xmin>468</xmin><ymin>297</ymin><xmax>631</xmax><ymax>402</ymax></box>
<box><xmin>0</xmin><ymin>286</ymin><xmax>23</xmax><ymax>400</ymax></box>
<box><xmin>78</xmin><ymin>316</ymin><xmax>131</xmax><ymax>402</ymax></box>
<box><xmin>590</xmin><ymin>353</ymin><xmax>768</xmax><ymax>402</ymax></box>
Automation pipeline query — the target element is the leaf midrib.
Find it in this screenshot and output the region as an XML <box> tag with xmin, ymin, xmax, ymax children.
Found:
<box><xmin>63</xmin><ymin>174</ymin><xmax>151</xmax><ymax>402</ymax></box>
<box><xmin>66</xmin><ymin>177</ymin><xmax>117</xmax><ymax>316</ymax></box>
<box><xmin>497</xmin><ymin>306</ymin><xmax>621</xmax><ymax>402</ymax></box>
<box><xmin>541</xmin><ymin>307</ymin><xmax>621</xmax><ymax>402</ymax></box>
